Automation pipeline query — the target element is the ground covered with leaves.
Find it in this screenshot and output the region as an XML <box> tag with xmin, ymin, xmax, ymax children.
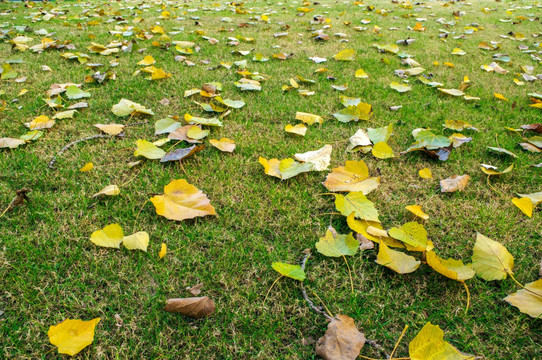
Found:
<box><xmin>1</xmin><ymin>0</ymin><xmax>541</xmax><ymax>358</ymax></box>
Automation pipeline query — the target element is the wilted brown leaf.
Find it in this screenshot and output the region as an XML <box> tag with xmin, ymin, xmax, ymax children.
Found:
<box><xmin>315</xmin><ymin>314</ymin><xmax>365</xmax><ymax>360</ymax></box>
<box><xmin>164</xmin><ymin>296</ymin><xmax>215</xmax><ymax>318</ymax></box>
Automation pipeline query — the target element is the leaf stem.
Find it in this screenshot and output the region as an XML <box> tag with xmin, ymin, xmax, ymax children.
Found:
<box><xmin>312</xmin><ymin>290</ymin><xmax>333</xmax><ymax>318</ymax></box>
<box><xmin>508</xmin><ymin>272</ymin><xmax>542</xmax><ymax>299</ymax></box>
<box><xmin>389</xmin><ymin>325</ymin><xmax>409</xmax><ymax>359</ymax></box>
<box><xmin>132</xmin><ymin>199</ymin><xmax>150</xmax><ymax>233</ymax></box>
<box><xmin>263</xmin><ymin>275</ymin><xmax>283</xmax><ymax>304</ymax></box>
<box><xmin>461</xmin><ymin>281</ymin><xmax>470</xmax><ymax>315</ymax></box>
<box><xmin>0</xmin><ymin>206</ymin><xmax>9</xmax><ymax>219</ymax></box>
<box><xmin>342</xmin><ymin>255</ymin><xmax>354</xmax><ymax>293</ymax></box>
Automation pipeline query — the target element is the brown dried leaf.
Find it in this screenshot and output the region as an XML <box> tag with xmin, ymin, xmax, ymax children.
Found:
<box><xmin>187</xmin><ymin>283</ymin><xmax>204</xmax><ymax>296</ymax></box>
<box><xmin>440</xmin><ymin>175</ymin><xmax>470</xmax><ymax>193</ymax></box>
<box><xmin>164</xmin><ymin>296</ymin><xmax>215</xmax><ymax>318</ymax></box>
<box><xmin>315</xmin><ymin>314</ymin><xmax>365</xmax><ymax>360</ymax></box>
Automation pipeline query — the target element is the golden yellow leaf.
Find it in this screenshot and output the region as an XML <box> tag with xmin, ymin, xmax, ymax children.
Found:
<box><xmin>406</xmin><ymin>205</ymin><xmax>429</xmax><ymax>220</ymax></box>
<box><xmin>375</xmin><ymin>242</ymin><xmax>420</xmax><ymax>274</ymax></box>
<box><xmin>123</xmin><ymin>231</ymin><xmax>149</xmax><ymax>251</ymax></box>
<box><xmin>346</xmin><ymin>213</ymin><xmax>404</xmax><ymax>248</ymax></box>
<box><xmin>159</xmin><ymin>243</ymin><xmax>167</xmax><ymax>259</ymax></box>
<box><xmin>471</xmin><ymin>233</ymin><xmax>514</xmax><ymax>281</ymax></box>
<box><xmin>134</xmin><ymin>139</ymin><xmax>166</xmax><ymax>160</ymax></box>
<box><xmin>25</xmin><ymin>115</ymin><xmax>55</xmax><ymax>130</ymax></box>
<box><xmin>333</xmin><ymin>48</ymin><xmax>355</xmax><ymax>61</ymax></box>
<box><xmin>355</xmin><ymin>68</ymin><xmax>368</xmax><ymax>78</ymax></box>
<box><xmin>419</xmin><ymin>168</ymin><xmax>432</xmax><ymax>179</ymax></box>
<box><xmin>48</xmin><ymin>318</ymin><xmax>100</xmax><ymax>356</ymax></box>
<box><xmin>285</xmin><ymin>124</ymin><xmax>307</xmax><ymax>136</ymax></box>
<box><xmin>90</xmin><ymin>223</ymin><xmax>124</xmax><ymax>248</ymax></box>
<box><xmin>372</xmin><ymin>142</ymin><xmax>394</xmax><ymax>159</ymax></box>
<box><xmin>409</xmin><ymin>322</ymin><xmax>473</xmax><ymax>360</ymax></box>
<box><xmin>504</xmin><ymin>279</ymin><xmax>542</xmax><ymax>318</ymax></box>
<box><xmin>426</xmin><ymin>251</ymin><xmax>475</xmax><ymax>281</ymax></box>
<box><xmin>79</xmin><ymin>162</ymin><xmax>93</xmax><ymax>172</ymax></box>
<box><xmin>494</xmin><ymin>92</ymin><xmax>509</xmax><ymax>101</ymax></box>
<box><xmin>92</xmin><ymin>185</ymin><xmax>120</xmax><ymax>197</ymax></box>
<box><xmin>390</xmin><ymin>81</ymin><xmax>411</xmax><ymax>93</ymax></box>
<box><xmin>512</xmin><ymin>197</ymin><xmax>533</xmax><ymax>218</ymax></box>
<box><xmin>295</xmin><ymin>111</ymin><xmax>323</xmax><ymax>125</ymax></box>
<box><xmin>323</xmin><ymin>160</ymin><xmax>380</xmax><ymax>194</ymax></box>
<box><xmin>259</xmin><ymin>157</ymin><xmax>281</xmax><ymax>178</ymax></box>
<box><xmin>209</xmin><ymin>138</ymin><xmax>236</xmax><ymax>153</ymax></box>
<box><xmin>388</xmin><ymin>222</ymin><xmax>432</xmax><ymax>252</ymax></box>
<box><xmin>150</xmin><ymin>179</ymin><xmax>216</xmax><ymax>221</ymax></box>
<box><xmin>94</xmin><ymin>123</ymin><xmax>125</xmax><ymax>135</ymax></box>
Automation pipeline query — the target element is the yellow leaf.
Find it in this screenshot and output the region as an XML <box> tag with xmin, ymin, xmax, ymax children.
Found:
<box><xmin>186</xmin><ymin>126</ymin><xmax>209</xmax><ymax>140</ymax></box>
<box><xmin>346</xmin><ymin>213</ymin><xmax>404</xmax><ymax>248</ymax></box>
<box><xmin>316</xmin><ymin>229</ymin><xmax>358</xmax><ymax>257</ymax></box>
<box><xmin>355</xmin><ymin>68</ymin><xmax>368</xmax><ymax>78</ymax></box>
<box><xmin>272</xmin><ymin>262</ymin><xmax>306</xmax><ymax>280</ymax></box>
<box><xmin>48</xmin><ymin>318</ymin><xmax>100</xmax><ymax>356</ymax></box>
<box><xmin>295</xmin><ymin>111</ymin><xmax>323</xmax><ymax>125</ymax></box>
<box><xmin>285</xmin><ymin>124</ymin><xmax>307</xmax><ymax>136</ymax></box>
<box><xmin>376</xmin><ymin>242</ymin><xmax>420</xmax><ymax>274</ymax></box>
<box><xmin>418</xmin><ymin>168</ymin><xmax>432</xmax><ymax>179</ymax></box>
<box><xmin>438</xmin><ymin>88</ymin><xmax>464</xmax><ymax>96</ymax></box>
<box><xmin>209</xmin><ymin>138</ymin><xmax>236</xmax><ymax>152</ymax></box>
<box><xmin>451</xmin><ymin>47</ymin><xmax>466</xmax><ymax>55</ymax></box>
<box><xmin>92</xmin><ymin>185</ymin><xmax>120</xmax><ymax>197</ymax></box>
<box><xmin>90</xmin><ymin>223</ymin><xmax>124</xmax><ymax>248</ymax></box>
<box><xmin>0</xmin><ymin>138</ymin><xmax>26</xmax><ymax>149</ymax></box>
<box><xmin>409</xmin><ymin>322</ymin><xmax>473</xmax><ymax>360</ymax></box>
<box><xmin>25</xmin><ymin>115</ymin><xmax>55</xmax><ymax>130</ymax></box>
<box><xmin>406</xmin><ymin>205</ymin><xmax>429</xmax><ymax>220</ymax></box>
<box><xmin>335</xmin><ymin>192</ymin><xmax>380</xmax><ymax>222</ymax></box>
<box><xmin>259</xmin><ymin>157</ymin><xmax>281</xmax><ymax>178</ymax></box>
<box><xmin>159</xmin><ymin>243</ymin><xmax>167</xmax><ymax>259</ymax></box>
<box><xmin>94</xmin><ymin>123</ymin><xmax>125</xmax><ymax>135</ymax></box>
<box><xmin>426</xmin><ymin>251</ymin><xmax>475</xmax><ymax>281</ymax></box>
<box><xmin>79</xmin><ymin>162</ymin><xmax>93</xmax><ymax>172</ymax></box>
<box><xmin>390</xmin><ymin>81</ymin><xmax>411</xmax><ymax>93</ymax></box>
<box><xmin>123</xmin><ymin>231</ymin><xmax>149</xmax><ymax>251</ymax></box>
<box><xmin>150</xmin><ymin>179</ymin><xmax>216</xmax><ymax>221</ymax></box>
<box><xmin>372</xmin><ymin>142</ymin><xmax>394</xmax><ymax>159</ymax></box>
<box><xmin>323</xmin><ymin>160</ymin><xmax>380</xmax><ymax>194</ymax></box>
<box><xmin>494</xmin><ymin>92</ymin><xmax>509</xmax><ymax>101</ymax></box>
<box><xmin>504</xmin><ymin>279</ymin><xmax>542</xmax><ymax>318</ymax></box>
<box><xmin>388</xmin><ymin>222</ymin><xmax>432</xmax><ymax>252</ymax></box>
<box><xmin>472</xmin><ymin>233</ymin><xmax>514</xmax><ymax>281</ymax></box>
<box><xmin>134</xmin><ymin>139</ymin><xmax>166</xmax><ymax>160</ymax></box>
<box><xmin>512</xmin><ymin>197</ymin><xmax>533</xmax><ymax>218</ymax></box>
<box><xmin>333</xmin><ymin>48</ymin><xmax>355</xmax><ymax>61</ymax></box>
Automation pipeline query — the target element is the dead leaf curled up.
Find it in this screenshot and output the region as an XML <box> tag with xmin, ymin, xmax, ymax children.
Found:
<box><xmin>164</xmin><ymin>296</ymin><xmax>215</xmax><ymax>318</ymax></box>
<box><xmin>315</xmin><ymin>314</ymin><xmax>365</xmax><ymax>360</ymax></box>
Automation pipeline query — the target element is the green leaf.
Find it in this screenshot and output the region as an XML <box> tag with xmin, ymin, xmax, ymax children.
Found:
<box><xmin>335</xmin><ymin>192</ymin><xmax>380</xmax><ymax>222</ymax></box>
<box><xmin>65</xmin><ymin>85</ymin><xmax>91</xmax><ymax>100</ymax></box>
<box><xmin>316</xmin><ymin>229</ymin><xmax>358</xmax><ymax>257</ymax></box>
<box><xmin>272</xmin><ymin>262</ymin><xmax>306</xmax><ymax>281</ymax></box>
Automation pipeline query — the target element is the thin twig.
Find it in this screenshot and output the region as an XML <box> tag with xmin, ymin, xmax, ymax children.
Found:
<box><xmin>299</xmin><ymin>251</ymin><xmax>332</xmax><ymax>320</ymax></box>
<box><xmin>48</xmin><ymin>134</ymin><xmax>110</xmax><ymax>169</ymax></box>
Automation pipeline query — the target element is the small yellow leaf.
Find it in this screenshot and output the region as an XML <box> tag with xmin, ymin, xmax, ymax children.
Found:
<box><xmin>25</xmin><ymin>115</ymin><xmax>55</xmax><ymax>130</ymax></box>
<box><xmin>134</xmin><ymin>139</ymin><xmax>166</xmax><ymax>160</ymax></box>
<box><xmin>494</xmin><ymin>92</ymin><xmax>509</xmax><ymax>101</ymax></box>
<box><xmin>426</xmin><ymin>251</ymin><xmax>475</xmax><ymax>281</ymax></box>
<box><xmin>405</xmin><ymin>205</ymin><xmax>429</xmax><ymax>220</ymax></box>
<box><xmin>48</xmin><ymin>318</ymin><xmax>100</xmax><ymax>356</ymax></box>
<box><xmin>418</xmin><ymin>168</ymin><xmax>432</xmax><ymax>179</ymax></box>
<box><xmin>323</xmin><ymin>160</ymin><xmax>380</xmax><ymax>194</ymax></box>
<box><xmin>333</xmin><ymin>48</ymin><xmax>355</xmax><ymax>61</ymax></box>
<box><xmin>259</xmin><ymin>157</ymin><xmax>282</xmax><ymax>179</ymax></box>
<box><xmin>90</xmin><ymin>223</ymin><xmax>124</xmax><ymax>248</ymax></box>
<box><xmin>209</xmin><ymin>138</ymin><xmax>236</xmax><ymax>152</ymax></box>
<box><xmin>371</xmin><ymin>142</ymin><xmax>394</xmax><ymax>159</ymax></box>
<box><xmin>123</xmin><ymin>231</ymin><xmax>149</xmax><ymax>251</ymax></box>
<box><xmin>159</xmin><ymin>243</ymin><xmax>167</xmax><ymax>259</ymax></box>
<box><xmin>512</xmin><ymin>197</ymin><xmax>533</xmax><ymax>218</ymax></box>
<box><xmin>92</xmin><ymin>185</ymin><xmax>120</xmax><ymax>197</ymax></box>
<box><xmin>355</xmin><ymin>68</ymin><xmax>368</xmax><ymax>78</ymax></box>
<box><xmin>390</xmin><ymin>81</ymin><xmax>411</xmax><ymax>93</ymax></box>
<box><xmin>285</xmin><ymin>124</ymin><xmax>307</xmax><ymax>136</ymax></box>
<box><xmin>295</xmin><ymin>111</ymin><xmax>323</xmax><ymax>125</ymax></box>
<box><xmin>375</xmin><ymin>242</ymin><xmax>420</xmax><ymax>274</ymax></box>
<box><xmin>94</xmin><ymin>123</ymin><xmax>125</xmax><ymax>135</ymax></box>
<box><xmin>79</xmin><ymin>162</ymin><xmax>93</xmax><ymax>172</ymax></box>
<box><xmin>504</xmin><ymin>279</ymin><xmax>542</xmax><ymax>318</ymax></box>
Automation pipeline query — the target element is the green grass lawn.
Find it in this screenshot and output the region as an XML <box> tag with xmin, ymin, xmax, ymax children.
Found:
<box><xmin>1</xmin><ymin>0</ymin><xmax>541</xmax><ymax>358</ymax></box>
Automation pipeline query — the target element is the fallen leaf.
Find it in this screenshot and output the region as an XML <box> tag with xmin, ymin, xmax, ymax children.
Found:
<box><xmin>504</xmin><ymin>279</ymin><xmax>542</xmax><ymax>318</ymax></box>
<box><xmin>512</xmin><ymin>197</ymin><xmax>533</xmax><ymax>218</ymax></box>
<box><xmin>134</xmin><ymin>139</ymin><xmax>166</xmax><ymax>160</ymax></box>
<box><xmin>295</xmin><ymin>112</ymin><xmax>324</xmax><ymax>125</ymax></box>
<box><xmin>418</xmin><ymin>168</ymin><xmax>432</xmax><ymax>179</ymax></box>
<box><xmin>294</xmin><ymin>145</ymin><xmax>332</xmax><ymax>171</ymax></box>
<box><xmin>376</xmin><ymin>242</ymin><xmax>420</xmax><ymax>274</ymax></box>
<box><xmin>285</xmin><ymin>124</ymin><xmax>307</xmax><ymax>136</ymax></box>
<box><xmin>372</xmin><ymin>142</ymin><xmax>394</xmax><ymax>159</ymax></box>
<box><xmin>150</xmin><ymin>179</ymin><xmax>216</xmax><ymax>221</ymax></box>
<box><xmin>315</xmin><ymin>314</ymin><xmax>365</xmax><ymax>360</ymax></box>
<box><xmin>426</xmin><ymin>251</ymin><xmax>475</xmax><ymax>281</ymax></box>
<box><xmin>390</xmin><ymin>81</ymin><xmax>411</xmax><ymax>93</ymax></box>
<box><xmin>48</xmin><ymin>318</ymin><xmax>100</xmax><ymax>356</ymax></box>
<box><xmin>122</xmin><ymin>231</ymin><xmax>149</xmax><ymax>251</ymax></box>
<box><xmin>0</xmin><ymin>138</ymin><xmax>26</xmax><ymax>149</ymax></box>
<box><xmin>160</xmin><ymin>145</ymin><xmax>204</xmax><ymax>162</ymax></box>
<box><xmin>79</xmin><ymin>163</ymin><xmax>93</xmax><ymax>172</ymax></box>
<box><xmin>94</xmin><ymin>123</ymin><xmax>124</xmax><ymax>135</ymax></box>
<box><xmin>388</xmin><ymin>222</ymin><xmax>432</xmax><ymax>252</ymax></box>
<box><xmin>210</xmin><ymin>138</ymin><xmax>236</xmax><ymax>152</ymax></box>
<box><xmin>271</xmin><ymin>262</ymin><xmax>306</xmax><ymax>280</ymax></box>
<box><xmin>323</xmin><ymin>160</ymin><xmax>380</xmax><ymax>194</ymax></box>
<box><xmin>92</xmin><ymin>185</ymin><xmax>120</xmax><ymax>197</ymax></box>
<box><xmin>188</xmin><ymin>283</ymin><xmax>204</xmax><ymax>296</ymax></box>
<box><xmin>405</xmin><ymin>205</ymin><xmax>429</xmax><ymax>220</ymax></box>
<box><xmin>316</xmin><ymin>229</ymin><xmax>358</xmax><ymax>257</ymax></box>
<box><xmin>90</xmin><ymin>223</ymin><xmax>124</xmax><ymax>248</ymax></box>
<box><xmin>335</xmin><ymin>193</ymin><xmax>380</xmax><ymax>222</ymax></box>
<box><xmin>164</xmin><ymin>297</ymin><xmax>215</xmax><ymax>318</ymax></box>
<box><xmin>472</xmin><ymin>233</ymin><xmax>514</xmax><ymax>281</ymax></box>
<box><xmin>440</xmin><ymin>174</ymin><xmax>470</xmax><ymax>193</ymax></box>
<box><xmin>159</xmin><ymin>243</ymin><xmax>167</xmax><ymax>259</ymax></box>
<box><xmin>409</xmin><ymin>322</ymin><xmax>472</xmax><ymax>360</ymax></box>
